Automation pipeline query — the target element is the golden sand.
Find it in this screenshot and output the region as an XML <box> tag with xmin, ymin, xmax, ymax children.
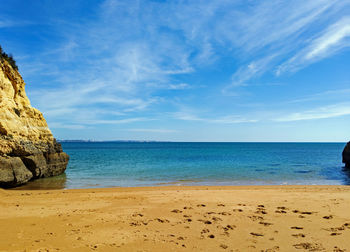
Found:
<box><xmin>1</xmin><ymin>186</ymin><xmax>350</xmax><ymax>251</ymax></box>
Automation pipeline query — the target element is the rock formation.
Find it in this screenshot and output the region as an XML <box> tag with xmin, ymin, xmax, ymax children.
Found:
<box><xmin>343</xmin><ymin>142</ymin><xmax>350</xmax><ymax>168</ymax></box>
<box><xmin>0</xmin><ymin>55</ymin><xmax>69</xmax><ymax>188</ymax></box>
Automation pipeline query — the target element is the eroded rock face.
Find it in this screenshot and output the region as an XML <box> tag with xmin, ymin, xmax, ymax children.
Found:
<box><xmin>0</xmin><ymin>58</ymin><xmax>69</xmax><ymax>187</ymax></box>
<box><xmin>343</xmin><ymin>142</ymin><xmax>350</xmax><ymax>168</ymax></box>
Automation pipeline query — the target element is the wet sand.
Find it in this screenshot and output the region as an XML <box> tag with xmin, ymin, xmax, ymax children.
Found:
<box><xmin>1</xmin><ymin>185</ymin><xmax>350</xmax><ymax>251</ymax></box>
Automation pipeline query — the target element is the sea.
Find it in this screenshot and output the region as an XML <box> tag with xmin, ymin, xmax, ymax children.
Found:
<box><xmin>16</xmin><ymin>142</ymin><xmax>349</xmax><ymax>189</ymax></box>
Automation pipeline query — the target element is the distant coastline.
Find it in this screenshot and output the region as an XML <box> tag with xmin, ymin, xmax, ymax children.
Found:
<box><xmin>57</xmin><ymin>139</ymin><xmax>172</xmax><ymax>143</ymax></box>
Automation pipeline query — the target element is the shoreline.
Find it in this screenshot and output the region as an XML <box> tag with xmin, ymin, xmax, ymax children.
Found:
<box><xmin>9</xmin><ymin>170</ymin><xmax>350</xmax><ymax>190</ymax></box>
<box><xmin>1</xmin><ymin>185</ymin><xmax>350</xmax><ymax>251</ymax></box>
<box><xmin>6</xmin><ymin>183</ymin><xmax>350</xmax><ymax>191</ymax></box>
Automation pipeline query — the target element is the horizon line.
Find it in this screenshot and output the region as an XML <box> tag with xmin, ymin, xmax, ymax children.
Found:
<box><xmin>57</xmin><ymin>140</ymin><xmax>348</xmax><ymax>143</ymax></box>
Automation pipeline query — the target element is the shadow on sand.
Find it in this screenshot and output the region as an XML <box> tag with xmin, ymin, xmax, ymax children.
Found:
<box><xmin>11</xmin><ymin>173</ymin><xmax>68</xmax><ymax>190</ymax></box>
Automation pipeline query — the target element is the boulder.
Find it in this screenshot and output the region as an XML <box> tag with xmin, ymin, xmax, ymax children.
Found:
<box><xmin>44</xmin><ymin>152</ymin><xmax>70</xmax><ymax>177</ymax></box>
<box><xmin>343</xmin><ymin>142</ymin><xmax>350</xmax><ymax>168</ymax></box>
<box><xmin>21</xmin><ymin>154</ymin><xmax>48</xmax><ymax>178</ymax></box>
<box><xmin>0</xmin><ymin>156</ymin><xmax>33</xmax><ymax>187</ymax></box>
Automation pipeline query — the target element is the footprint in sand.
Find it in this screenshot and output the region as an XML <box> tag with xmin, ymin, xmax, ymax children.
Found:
<box><xmin>300</xmin><ymin>211</ymin><xmax>313</xmax><ymax>215</ymax></box>
<box><xmin>218</xmin><ymin>212</ymin><xmax>231</xmax><ymax>216</ymax></box>
<box><xmin>291</xmin><ymin>226</ymin><xmax>304</xmax><ymax>230</ymax></box>
<box><xmin>212</xmin><ymin>217</ymin><xmax>222</xmax><ymax>222</ymax></box>
<box><xmin>322</xmin><ymin>215</ymin><xmax>333</xmax><ymax>219</ymax></box>
<box><xmin>220</xmin><ymin>244</ymin><xmax>228</xmax><ymax>249</ymax></box>
<box><xmin>259</xmin><ymin>221</ymin><xmax>273</xmax><ymax>226</ymax></box>
<box><xmin>277</xmin><ymin>206</ymin><xmax>288</xmax><ymax>210</ymax></box>
<box><xmin>275</xmin><ymin>210</ymin><xmax>287</xmax><ymax>214</ymax></box>
<box><xmin>255</xmin><ymin>209</ymin><xmax>267</xmax><ymax>214</ymax></box>
<box><xmin>248</xmin><ymin>215</ymin><xmax>264</xmax><ymax>221</ymax></box>
<box><xmin>208</xmin><ymin>234</ymin><xmax>215</xmax><ymax>238</ymax></box>
<box><xmin>155</xmin><ymin>218</ymin><xmax>170</xmax><ymax>223</ymax></box>
<box><xmin>334</xmin><ymin>246</ymin><xmax>346</xmax><ymax>252</ymax></box>
<box><xmin>201</xmin><ymin>228</ymin><xmax>210</xmax><ymax>234</ymax></box>
<box><xmin>171</xmin><ymin>209</ymin><xmax>182</xmax><ymax>213</ymax></box>
<box><xmin>197</xmin><ymin>204</ymin><xmax>206</xmax><ymax>207</ymax></box>
<box><xmin>264</xmin><ymin>245</ymin><xmax>280</xmax><ymax>251</ymax></box>
<box><xmin>293</xmin><ymin>242</ymin><xmax>323</xmax><ymax>250</ymax></box>
<box><xmin>223</xmin><ymin>225</ymin><xmax>235</xmax><ymax>231</ymax></box>
<box><xmin>325</xmin><ymin>226</ymin><xmax>345</xmax><ymax>232</ymax></box>
<box><xmin>130</xmin><ymin>222</ymin><xmax>141</xmax><ymax>226</ymax></box>
<box><xmin>250</xmin><ymin>232</ymin><xmax>264</xmax><ymax>237</ymax></box>
<box><xmin>292</xmin><ymin>233</ymin><xmax>306</xmax><ymax>238</ymax></box>
<box><xmin>330</xmin><ymin>232</ymin><xmax>342</xmax><ymax>236</ymax></box>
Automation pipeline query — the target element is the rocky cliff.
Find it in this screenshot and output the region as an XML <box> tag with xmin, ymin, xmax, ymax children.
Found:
<box><xmin>0</xmin><ymin>57</ymin><xmax>69</xmax><ymax>187</ymax></box>
<box><xmin>343</xmin><ymin>142</ymin><xmax>350</xmax><ymax>168</ymax></box>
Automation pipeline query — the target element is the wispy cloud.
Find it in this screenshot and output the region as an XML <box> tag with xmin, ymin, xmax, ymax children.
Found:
<box><xmin>224</xmin><ymin>54</ymin><xmax>278</xmax><ymax>93</ymax></box>
<box><xmin>0</xmin><ymin>18</ymin><xmax>33</xmax><ymax>28</ymax></box>
<box><xmin>286</xmin><ymin>88</ymin><xmax>350</xmax><ymax>104</ymax></box>
<box><xmin>0</xmin><ymin>20</ymin><xmax>14</xmax><ymax>28</ymax></box>
<box><xmin>83</xmin><ymin>118</ymin><xmax>152</xmax><ymax>125</ymax></box>
<box><xmin>219</xmin><ymin>1</ymin><xmax>349</xmax><ymax>91</ymax></box>
<box><xmin>167</xmin><ymin>83</ymin><xmax>191</xmax><ymax>90</ymax></box>
<box><xmin>276</xmin><ymin>17</ymin><xmax>350</xmax><ymax>75</ymax></box>
<box><xmin>7</xmin><ymin>0</ymin><xmax>349</xmax><ymax>140</ymax></box>
<box><xmin>275</xmin><ymin>103</ymin><xmax>350</xmax><ymax>122</ymax></box>
<box><xmin>173</xmin><ymin>112</ymin><xmax>257</xmax><ymax>124</ymax></box>
<box><xmin>49</xmin><ymin>122</ymin><xmax>88</xmax><ymax>130</ymax></box>
<box><xmin>126</xmin><ymin>128</ymin><xmax>178</xmax><ymax>133</ymax></box>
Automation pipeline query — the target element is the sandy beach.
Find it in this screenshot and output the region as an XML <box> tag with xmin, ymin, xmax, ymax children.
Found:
<box><xmin>0</xmin><ymin>186</ymin><xmax>350</xmax><ymax>251</ymax></box>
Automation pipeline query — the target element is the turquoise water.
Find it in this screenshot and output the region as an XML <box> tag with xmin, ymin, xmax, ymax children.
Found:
<box><xmin>18</xmin><ymin>142</ymin><xmax>350</xmax><ymax>189</ymax></box>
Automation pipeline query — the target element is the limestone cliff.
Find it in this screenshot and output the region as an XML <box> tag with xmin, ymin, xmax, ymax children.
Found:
<box><xmin>0</xmin><ymin>57</ymin><xmax>69</xmax><ymax>187</ymax></box>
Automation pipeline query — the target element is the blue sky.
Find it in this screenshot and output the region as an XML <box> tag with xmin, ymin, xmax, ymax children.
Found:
<box><xmin>1</xmin><ymin>0</ymin><xmax>349</xmax><ymax>141</ymax></box>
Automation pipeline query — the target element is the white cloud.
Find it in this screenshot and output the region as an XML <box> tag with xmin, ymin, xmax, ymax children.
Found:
<box><xmin>0</xmin><ymin>20</ymin><xmax>14</xmax><ymax>28</ymax></box>
<box><xmin>223</xmin><ymin>54</ymin><xmax>278</xmax><ymax>93</ymax></box>
<box><xmin>48</xmin><ymin>122</ymin><xmax>88</xmax><ymax>130</ymax></box>
<box><xmin>0</xmin><ymin>18</ymin><xmax>33</xmax><ymax>28</ymax></box>
<box><xmin>167</xmin><ymin>83</ymin><xmax>191</xmax><ymax>90</ymax></box>
<box><xmin>217</xmin><ymin>1</ymin><xmax>349</xmax><ymax>90</ymax></box>
<box><xmin>127</xmin><ymin>128</ymin><xmax>178</xmax><ymax>133</ymax></box>
<box><xmin>275</xmin><ymin>103</ymin><xmax>350</xmax><ymax>122</ymax></box>
<box><xmin>82</xmin><ymin>118</ymin><xmax>153</xmax><ymax>125</ymax></box>
<box><xmin>276</xmin><ymin>17</ymin><xmax>350</xmax><ymax>75</ymax></box>
<box><xmin>173</xmin><ymin>112</ymin><xmax>257</xmax><ymax>124</ymax></box>
<box><xmin>306</xmin><ymin>17</ymin><xmax>350</xmax><ymax>60</ymax></box>
<box><xmin>286</xmin><ymin>88</ymin><xmax>350</xmax><ymax>104</ymax></box>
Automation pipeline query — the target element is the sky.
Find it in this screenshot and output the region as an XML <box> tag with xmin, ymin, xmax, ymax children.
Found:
<box><xmin>0</xmin><ymin>0</ymin><xmax>349</xmax><ymax>142</ymax></box>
